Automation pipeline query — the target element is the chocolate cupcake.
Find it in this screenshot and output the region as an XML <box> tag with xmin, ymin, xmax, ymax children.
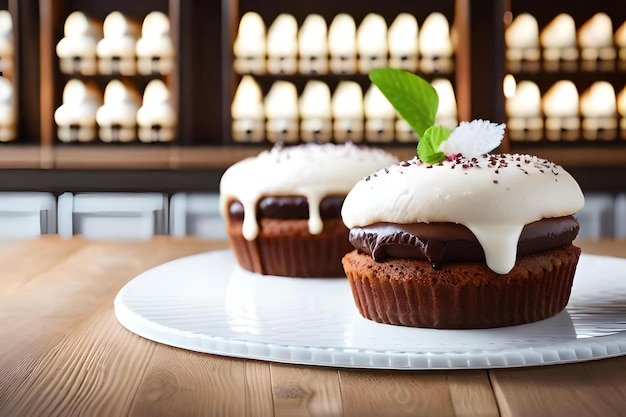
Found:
<box><xmin>340</xmin><ymin>68</ymin><xmax>585</xmax><ymax>328</ymax></box>
<box><xmin>342</xmin><ymin>153</ymin><xmax>584</xmax><ymax>328</ymax></box>
<box><xmin>219</xmin><ymin>142</ymin><xmax>398</xmax><ymax>277</ymax></box>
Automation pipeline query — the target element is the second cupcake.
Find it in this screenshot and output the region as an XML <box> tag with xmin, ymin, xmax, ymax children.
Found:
<box><xmin>220</xmin><ymin>142</ymin><xmax>398</xmax><ymax>277</ymax></box>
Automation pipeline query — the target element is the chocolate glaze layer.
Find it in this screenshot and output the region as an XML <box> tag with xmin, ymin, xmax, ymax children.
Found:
<box><xmin>228</xmin><ymin>196</ymin><xmax>345</xmax><ymax>220</ymax></box>
<box><xmin>349</xmin><ymin>216</ymin><xmax>580</xmax><ymax>268</ymax></box>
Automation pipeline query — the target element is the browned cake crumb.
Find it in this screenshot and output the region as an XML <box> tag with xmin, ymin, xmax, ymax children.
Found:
<box><xmin>342</xmin><ymin>245</ymin><xmax>581</xmax><ymax>328</ymax></box>
<box><xmin>229</xmin><ymin>218</ymin><xmax>353</xmax><ymax>277</ymax></box>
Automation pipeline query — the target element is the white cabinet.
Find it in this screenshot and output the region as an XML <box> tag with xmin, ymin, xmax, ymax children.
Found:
<box><xmin>58</xmin><ymin>192</ymin><xmax>168</xmax><ymax>240</ymax></box>
<box><xmin>0</xmin><ymin>192</ymin><xmax>56</xmax><ymax>239</ymax></box>
<box><xmin>169</xmin><ymin>193</ymin><xmax>227</xmax><ymax>239</ymax></box>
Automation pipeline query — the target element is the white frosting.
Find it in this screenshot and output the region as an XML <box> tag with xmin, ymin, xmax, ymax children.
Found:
<box><xmin>341</xmin><ymin>154</ymin><xmax>585</xmax><ymax>274</ymax></box>
<box><xmin>220</xmin><ymin>143</ymin><xmax>398</xmax><ymax>240</ymax></box>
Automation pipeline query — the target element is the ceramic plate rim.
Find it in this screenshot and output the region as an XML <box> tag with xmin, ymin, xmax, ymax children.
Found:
<box><xmin>114</xmin><ymin>250</ymin><xmax>626</xmax><ymax>370</ymax></box>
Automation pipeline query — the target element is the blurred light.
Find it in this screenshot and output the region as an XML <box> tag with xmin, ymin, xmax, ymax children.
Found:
<box><xmin>503</xmin><ymin>74</ymin><xmax>516</xmax><ymax>99</ymax></box>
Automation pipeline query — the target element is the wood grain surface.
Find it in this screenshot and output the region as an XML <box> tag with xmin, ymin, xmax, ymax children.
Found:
<box><xmin>0</xmin><ymin>236</ymin><xmax>624</xmax><ymax>417</ymax></box>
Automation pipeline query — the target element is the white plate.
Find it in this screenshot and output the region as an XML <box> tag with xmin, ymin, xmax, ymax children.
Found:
<box><xmin>114</xmin><ymin>250</ymin><xmax>626</xmax><ymax>369</ymax></box>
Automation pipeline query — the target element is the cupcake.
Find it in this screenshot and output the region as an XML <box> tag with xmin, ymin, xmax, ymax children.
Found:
<box><xmin>219</xmin><ymin>142</ymin><xmax>398</xmax><ymax>277</ymax></box>
<box><xmin>341</xmin><ymin>68</ymin><xmax>585</xmax><ymax>328</ymax></box>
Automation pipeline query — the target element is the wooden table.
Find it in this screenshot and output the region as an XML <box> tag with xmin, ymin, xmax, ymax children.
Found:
<box><xmin>0</xmin><ymin>236</ymin><xmax>624</xmax><ymax>417</ymax></box>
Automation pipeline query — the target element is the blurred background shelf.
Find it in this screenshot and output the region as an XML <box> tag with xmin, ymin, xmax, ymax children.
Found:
<box><xmin>0</xmin><ymin>0</ymin><xmax>622</xmax><ymax>197</ymax></box>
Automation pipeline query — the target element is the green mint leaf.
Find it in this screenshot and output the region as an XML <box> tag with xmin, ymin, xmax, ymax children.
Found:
<box><xmin>368</xmin><ymin>68</ymin><xmax>439</xmax><ymax>138</ymax></box>
<box><xmin>417</xmin><ymin>126</ymin><xmax>452</xmax><ymax>165</ymax></box>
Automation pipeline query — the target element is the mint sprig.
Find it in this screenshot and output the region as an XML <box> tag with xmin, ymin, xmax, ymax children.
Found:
<box><xmin>418</xmin><ymin>126</ymin><xmax>452</xmax><ymax>165</ymax></box>
<box><xmin>369</xmin><ymin>68</ymin><xmax>450</xmax><ymax>164</ymax></box>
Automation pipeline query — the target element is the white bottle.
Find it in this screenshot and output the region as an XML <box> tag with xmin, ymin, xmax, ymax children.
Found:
<box><xmin>578</xmin><ymin>13</ymin><xmax>615</xmax><ymax>70</ymax></box>
<box><xmin>56</xmin><ymin>11</ymin><xmax>101</xmax><ymax>75</ymax></box>
<box><xmin>54</xmin><ymin>79</ymin><xmax>101</xmax><ymax>143</ymax></box>
<box><xmin>331</xmin><ymin>80</ymin><xmax>363</xmax><ymax>142</ymax></box>
<box><xmin>419</xmin><ymin>13</ymin><xmax>453</xmax><ymax>73</ymax></box>
<box><xmin>357</xmin><ymin>13</ymin><xmax>388</xmax><ymax>73</ymax></box>
<box><xmin>388</xmin><ymin>13</ymin><xmax>419</xmax><ymax>72</ymax></box>
<box><xmin>299</xmin><ymin>80</ymin><xmax>332</xmax><ymax>142</ymax></box>
<box><xmin>0</xmin><ymin>76</ymin><xmax>16</xmax><ymax>142</ymax></box>
<box><xmin>542</xmin><ymin>80</ymin><xmax>580</xmax><ymax>141</ymax></box>
<box><xmin>580</xmin><ymin>81</ymin><xmax>617</xmax><ymax>141</ymax></box>
<box><xmin>136</xmin><ymin>11</ymin><xmax>175</xmax><ymax>75</ymax></box>
<box><xmin>231</xmin><ymin>75</ymin><xmax>265</xmax><ymax>142</ymax></box>
<box><xmin>264</xmin><ymin>81</ymin><xmax>299</xmax><ymax>143</ymax></box>
<box><xmin>432</xmin><ymin>78</ymin><xmax>458</xmax><ymax>130</ymax></box>
<box><xmin>540</xmin><ymin>14</ymin><xmax>578</xmax><ymax>71</ymax></box>
<box><xmin>266</xmin><ymin>13</ymin><xmax>298</xmax><ymax>75</ymax></box>
<box><xmin>96</xmin><ymin>80</ymin><xmax>140</xmax><ymax>142</ymax></box>
<box><xmin>96</xmin><ymin>12</ymin><xmax>139</xmax><ymax>75</ymax></box>
<box><xmin>505</xmin><ymin>13</ymin><xmax>540</xmax><ymax>72</ymax></box>
<box><xmin>616</xmin><ymin>21</ymin><xmax>626</xmax><ymax>68</ymax></box>
<box><xmin>137</xmin><ymin>79</ymin><xmax>177</xmax><ymax>142</ymax></box>
<box><xmin>298</xmin><ymin>14</ymin><xmax>328</xmax><ymax>75</ymax></box>
<box><xmin>505</xmin><ymin>79</ymin><xmax>543</xmax><ymax>142</ymax></box>
<box><xmin>617</xmin><ymin>86</ymin><xmax>626</xmax><ymax>139</ymax></box>
<box><xmin>328</xmin><ymin>14</ymin><xmax>357</xmax><ymax>74</ymax></box>
<box><xmin>233</xmin><ymin>11</ymin><xmax>266</xmax><ymax>75</ymax></box>
<box><xmin>364</xmin><ymin>83</ymin><xmax>395</xmax><ymax>142</ymax></box>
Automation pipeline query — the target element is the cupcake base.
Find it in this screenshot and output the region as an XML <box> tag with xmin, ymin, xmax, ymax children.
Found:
<box><xmin>228</xmin><ymin>218</ymin><xmax>354</xmax><ymax>277</ymax></box>
<box><xmin>342</xmin><ymin>245</ymin><xmax>581</xmax><ymax>329</ymax></box>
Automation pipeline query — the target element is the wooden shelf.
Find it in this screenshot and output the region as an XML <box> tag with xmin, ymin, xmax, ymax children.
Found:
<box><xmin>0</xmin><ymin>146</ymin><xmax>48</xmax><ymax>169</ymax></box>
<box><xmin>176</xmin><ymin>145</ymin><xmax>269</xmax><ymax>169</ymax></box>
<box><xmin>54</xmin><ymin>146</ymin><xmax>174</xmax><ymax>170</ymax></box>
<box><xmin>1</xmin><ymin>144</ymin><xmax>625</xmax><ymax>172</ymax></box>
<box><xmin>0</xmin><ymin>142</ymin><xmax>624</xmax><ymax>193</ymax></box>
<box><xmin>0</xmin><ymin>144</ymin><xmax>421</xmax><ymax>170</ymax></box>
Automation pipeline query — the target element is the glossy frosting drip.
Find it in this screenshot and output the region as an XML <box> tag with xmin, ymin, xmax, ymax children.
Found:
<box><xmin>220</xmin><ymin>143</ymin><xmax>398</xmax><ymax>240</ymax></box>
<box><xmin>349</xmin><ymin>216</ymin><xmax>580</xmax><ymax>268</ymax></box>
<box><xmin>341</xmin><ymin>154</ymin><xmax>585</xmax><ymax>274</ymax></box>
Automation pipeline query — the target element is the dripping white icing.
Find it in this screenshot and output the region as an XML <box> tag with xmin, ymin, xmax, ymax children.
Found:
<box><xmin>341</xmin><ymin>154</ymin><xmax>585</xmax><ymax>274</ymax></box>
<box><xmin>219</xmin><ymin>143</ymin><xmax>398</xmax><ymax>240</ymax></box>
